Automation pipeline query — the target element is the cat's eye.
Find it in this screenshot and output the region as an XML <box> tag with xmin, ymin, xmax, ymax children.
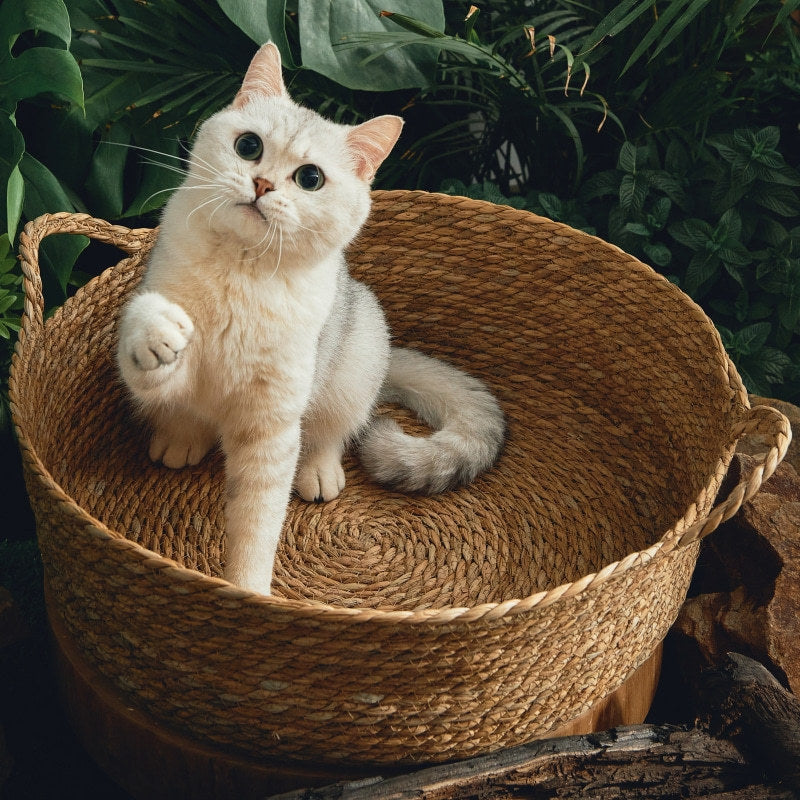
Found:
<box><xmin>234</xmin><ymin>132</ymin><xmax>263</xmax><ymax>161</ymax></box>
<box><xmin>293</xmin><ymin>164</ymin><xmax>324</xmax><ymax>191</ymax></box>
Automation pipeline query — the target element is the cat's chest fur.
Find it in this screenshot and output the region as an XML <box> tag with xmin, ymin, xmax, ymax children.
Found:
<box><xmin>150</xmin><ymin>244</ymin><xmax>339</xmax><ymax>408</ymax></box>
<box><xmin>212</xmin><ymin>270</ymin><xmax>330</xmax><ymax>372</ymax></box>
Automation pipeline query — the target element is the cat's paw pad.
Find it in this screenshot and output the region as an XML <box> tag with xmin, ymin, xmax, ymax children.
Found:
<box><xmin>124</xmin><ymin>298</ymin><xmax>194</xmax><ymax>372</ymax></box>
<box><xmin>149</xmin><ymin>430</ymin><xmax>214</xmax><ymax>469</ymax></box>
<box><xmin>295</xmin><ymin>456</ymin><xmax>345</xmax><ymax>502</ymax></box>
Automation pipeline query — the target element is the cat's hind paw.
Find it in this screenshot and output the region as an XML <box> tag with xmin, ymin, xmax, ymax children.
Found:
<box><xmin>295</xmin><ymin>454</ymin><xmax>345</xmax><ymax>502</ymax></box>
<box><xmin>149</xmin><ymin>425</ymin><xmax>216</xmax><ymax>469</ymax></box>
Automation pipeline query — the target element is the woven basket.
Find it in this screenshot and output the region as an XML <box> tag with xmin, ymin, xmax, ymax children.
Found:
<box><xmin>11</xmin><ymin>191</ymin><xmax>790</xmax><ymax>767</ymax></box>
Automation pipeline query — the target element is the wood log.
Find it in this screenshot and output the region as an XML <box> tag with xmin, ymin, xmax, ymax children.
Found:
<box><xmin>697</xmin><ymin>653</ymin><xmax>800</xmax><ymax>789</ymax></box>
<box><xmin>271</xmin><ymin>654</ymin><xmax>800</xmax><ymax>800</ymax></box>
<box><xmin>270</xmin><ymin>727</ymin><xmax>788</xmax><ymax>800</ymax></box>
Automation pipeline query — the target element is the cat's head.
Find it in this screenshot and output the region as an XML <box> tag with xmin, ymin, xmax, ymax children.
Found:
<box><xmin>178</xmin><ymin>43</ymin><xmax>403</xmax><ymax>265</ymax></box>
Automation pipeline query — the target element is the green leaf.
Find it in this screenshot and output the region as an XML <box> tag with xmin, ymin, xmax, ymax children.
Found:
<box><xmin>669</xmin><ymin>218</ymin><xmax>713</xmax><ymax>250</ymax></box>
<box><xmin>752</xmin><ymin>184</ymin><xmax>800</xmax><ymax>218</ymax></box>
<box><xmin>123</xmin><ymin>152</ymin><xmax>183</xmax><ymax>218</ymax></box>
<box><xmin>736</xmin><ymin>363</ymin><xmax>771</xmax><ymax>396</ymax></box>
<box><xmin>718</xmin><ymin>244</ymin><xmax>750</xmax><ymax>268</ymax></box>
<box><xmin>665</xmin><ymin>139</ymin><xmax>690</xmax><ymax>174</ymax></box>
<box><xmin>216</xmin><ymin>0</ymin><xmax>297</xmax><ymax>69</ymax></box>
<box><xmin>0</xmin><ymin>116</ymin><xmax>25</xmax><ymax>239</ymax></box>
<box><xmin>718</xmin><ymin>208</ymin><xmax>742</xmax><ymax>242</ymax></box>
<box><xmin>380</xmin><ymin>11</ymin><xmax>446</xmax><ymax>38</ymax></box>
<box><xmin>0</xmin><ymin>47</ymin><xmax>84</xmax><ymax>109</ymax></box>
<box><xmin>684</xmin><ymin>251</ymin><xmax>719</xmax><ymax>297</ymax></box>
<box><xmin>779</xmin><ymin>293</ymin><xmax>800</xmax><ymax>331</ymax></box>
<box><xmin>758</xmin><ymin>347</ymin><xmax>792</xmax><ymax>383</ymax></box>
<box><xmin>707</xmin><ymin>135</ymin><xmax>737</xmax><ymax>164</ymax></box>
<box><xmin>758</xmin><ymin>218</ymin><xmax>788</xmax><ymax>248</ymax></box>
<box><xmin>650</xmin><ymin>197</ymin><xmax>672</xmax><ymax>229</ymax></box>
<box><xmin>620</xmin><ymin>173</ymin><xmax>648</xmax><ymax>214</ymax></box>
<box><xmin>617</xmin><ymin>141</ymin><xmax>637</xmax><ymax>174</ymax></box>
<box><xmin>0</xmin><ymin>294</ymin><xmax>17</xmax><ymax>315</ymax></box>
<box><xmin>85</xmin><ymin>123</ymin><xmax>130</xmax><ymax>219</ymax></box>
<box><xmin>298</xmin><ymin>0</ymin><xmax>445</xmax><ymax>91</ymax></box>
<box><xmin>538</xmin><ymin>193</ymin><xmax>563</xmax><ymax>219</ymax></box>
<box><xmin>734</xmin><ymin>322</ymin><xmax>771</xmax><ymax>356</ymax></box>
<box><xmin>643</xmin><ymin>242</ymin><xmax>672</xmax><ymax>267</ymax></box>
<box><xmin>724</xmin><ymin>0</ymin><xmax>761</xmax><ymax>34</ymax></box>
<box><xmin>625</xmin><ymin>222</ymin><xmax>651</xmax><ymax>237</ymax></box>
<box><xmin>766</xmin><ymin>0</ymin><xmax>800</xmax><ymax>39</ymax></box>
<box><xmin>716</xmin><ymin>324</ymin><xmax>734</xmax><ymax>350</ymax></box>
<box><xmin>621</xmin><ymin>0</ymin><xmax>714</xmax><ymax>75</ymax></box>
<box><xmin>580</xmin><ymin>170</ymin><xmax>620</xmax><ymax>201</ymax></box>
<box><xmin>577</xmin><ymin>0</ymin><xmax>654</xmax><ymax>57</ymax></box>
<box><xmin>722</xmin><ymin>259</ymin><xmax>744</xmax><ymax>287</ymax></box>
<box><xmin>648</xmin><ymin>0</ymin><xmax>715</xmax><ymax>62</ymax></box>
<box><xmin>646</xmin><ymin>171</ymin><xmax>689</xmax><ymax>209</ymax></box>
<box><xmin>19</xmin><ymin>154</ymin><xmax>87</xmax><ymax>294</ymax></box>
<box><xmin>0</xmin><ymin>0</ymin><xmax>72</xmax><ymax>48</ymax></box>
<box><xmin>5</xmin><ymin>166</ymin><xmax>23</xmax><ymax>243</ymax></box>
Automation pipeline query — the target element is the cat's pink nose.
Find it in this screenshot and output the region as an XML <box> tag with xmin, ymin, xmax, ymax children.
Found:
<box><xmin>253</xmin><ymin>177</ymin><xmax>274</xmax><ymax>197</ymax></box>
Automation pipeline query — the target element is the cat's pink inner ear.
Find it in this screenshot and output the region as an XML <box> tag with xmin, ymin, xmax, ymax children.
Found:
<box><xmin>346</xmin><ymin>116</ymin><xmax>404</xmax><ymax>182</ymax></box>
<box><xmin>233</xmin><ymin>42</ymin><xmax>286</xmax><ymax>108</ymax></box>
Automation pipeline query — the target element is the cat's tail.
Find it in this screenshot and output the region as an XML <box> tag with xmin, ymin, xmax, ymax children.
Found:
<box><xmin>359</xmin><ymin>347</ymin><xmax>505</xmax><ymax>494</ymax></box>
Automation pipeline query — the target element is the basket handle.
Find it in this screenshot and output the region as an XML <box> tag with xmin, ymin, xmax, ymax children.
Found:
<box><xmin>16</xmin><ymin>212</ymin><xmax>155</xmax><ymax>340</ymax></box>
<box><xmin>669</xmin><ymin>404</ymin><xmax>791</xmax><ymax>552</ymax></box>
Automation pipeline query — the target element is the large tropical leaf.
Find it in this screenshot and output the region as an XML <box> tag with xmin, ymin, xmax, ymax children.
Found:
<box><xmin>298</xmin><ymin>0</ymin><xmax>445</xmax><ymax>91</ymax></box>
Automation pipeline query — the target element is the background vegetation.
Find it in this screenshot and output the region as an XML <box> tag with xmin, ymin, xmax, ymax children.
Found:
<box><xmin>3</xmin><ymin>0</ymin><xmax>800</xmax><ymax>426</ymax></box>
<box><xmin>2</xmin><ymin>5</ymin><xmax>798</xmax><ymax>791</ymax></box>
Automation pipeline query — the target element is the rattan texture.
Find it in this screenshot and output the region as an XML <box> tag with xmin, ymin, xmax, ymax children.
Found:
<box><xmin>10</xmin><ymin>191</ymin><xmax>790</xmax><ymax>766</ymax></box>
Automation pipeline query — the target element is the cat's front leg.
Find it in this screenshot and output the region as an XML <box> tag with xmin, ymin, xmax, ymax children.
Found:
<box><xmin>117</xmin><ymin>291</ymin><xmax>194</xmax><ymax>401</ymax></box>
<box><xmin>221</xmin><ymin>416</ymin><xmax>301</xmax><ymax>594</ymax></box>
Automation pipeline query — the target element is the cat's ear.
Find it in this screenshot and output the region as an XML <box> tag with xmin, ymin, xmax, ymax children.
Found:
<box><xmin>233</xmin><ymin>42</ymin><xmax>286</xmax><ymax>108</ymax></box>
<box><xmin>346</xmin><ymin>116</ymin><xmax>404</xmax><ymax>182</ymax></box>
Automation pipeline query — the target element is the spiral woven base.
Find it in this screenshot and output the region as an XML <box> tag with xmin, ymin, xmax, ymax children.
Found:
<box><xmin>11</xmin><ymin>191</ymin><xmax>790</xmax><ymax>766</ymax></box>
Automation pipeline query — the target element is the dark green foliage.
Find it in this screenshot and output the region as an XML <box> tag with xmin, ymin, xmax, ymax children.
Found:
<box><xmin>1</xmin><ymin>0</ymin><xmax>800</xmax><ymax>409</ymax></box>
<box><xmin>441</xmin><ymin>122</ymin><xmax>800</xmax><ymax>399</ymax></box>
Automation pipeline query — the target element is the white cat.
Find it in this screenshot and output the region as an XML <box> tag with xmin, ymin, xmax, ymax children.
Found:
<box><xmin>116</xmin><ymin>43</ymin><xmax>505</xmax><ymax>594</ymax></box>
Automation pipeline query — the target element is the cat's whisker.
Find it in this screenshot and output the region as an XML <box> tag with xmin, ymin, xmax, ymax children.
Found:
<box><xmin>244</xmin><ymin>220</ymin><xmax>277</xmax><ymax>253</ymax></box>
<box><xmin>275</xmin><ymin>225</ymin><xmax>284</xmax><ymax>275</ymax></box>
<box><xmin>158</xmin><ymin>158</ymin><xmax>226</xmax><ymax>185</ymax></box>
<box><xmin>136</xmin><ymin>158</ymin><xmax>224</xmax><ymax>184</ymax></box>
<box><xmin>188</xmin><ymin>150</ymin><xmax>229</xmax><ymax>181</ymax></box>
<box><xmin>100</xmin><ymin>141</ymin><xmax>226</xmax><ymax>184</ymax></box>
<box><xmin>207</xmin><ymin>197</ymin><xmax>232</xmax><ymax>229</ymax></box>
<box><xmin>259</xmin><ymin>225</ymin><xmax>284</xmax><ymax>278</ymax></box>
<box><xmin>136</xmin><ymin>183</ymin><xmax>224</xmax><ymax>214</ymax></box>
<box><xmin>290</xmin><ymin>220</ymin><xmax>325</xmax><ymax>235</ymax></box>
<box><xmin>187</xmin><ymin>192</ymin><xmax>229</xmax><ymax>225</ymax></box>
<box><xmin>139</xmin><ymin>183</ymin><xmax>227</xmax><ymax>212</ymax></box>
<box><xmin>242</xmin><ymin>220</ymin><xmax>279</xmax><ymax>262</ymax></box>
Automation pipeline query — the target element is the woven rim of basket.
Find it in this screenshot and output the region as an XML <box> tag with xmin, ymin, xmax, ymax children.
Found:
<box><xmin>9</xmin><ymin>195</ymin><xmax>792</xmax><ymax>625</ymax></box>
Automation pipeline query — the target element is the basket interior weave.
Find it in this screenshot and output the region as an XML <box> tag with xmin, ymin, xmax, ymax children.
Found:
<box><xmin>21</xmin><ymin>193</ymin><xmax>740</xmax><ymax>612</ymax></box>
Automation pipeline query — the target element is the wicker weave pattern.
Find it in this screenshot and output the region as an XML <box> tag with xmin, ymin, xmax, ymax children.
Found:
<box><xmin>10</xmin><ymin>192</ymin><xmax>790</xmax><ymax>765</ymax></box>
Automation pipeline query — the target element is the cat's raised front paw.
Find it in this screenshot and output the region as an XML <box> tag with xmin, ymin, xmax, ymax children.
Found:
<box><xmin>121</xmin><ymin>293</ymin><xmax>194</xmax><ymax>373</ymax></box>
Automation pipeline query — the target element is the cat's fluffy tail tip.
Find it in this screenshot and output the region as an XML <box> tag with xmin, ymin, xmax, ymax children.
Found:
<box><xmin>359</xmin><ymin>398</ymin><xmax>505</xmax><ymax>496</ymax></box>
